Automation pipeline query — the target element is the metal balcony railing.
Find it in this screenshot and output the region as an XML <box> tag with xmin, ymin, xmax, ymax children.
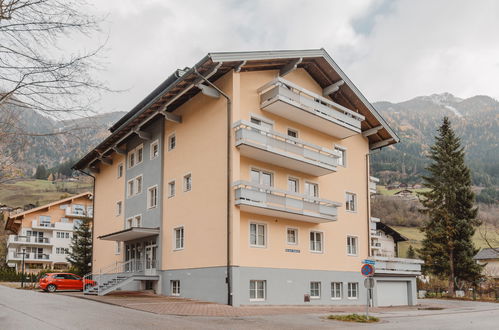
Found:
<box><xmin>11</xmin><ymin>236</ymin><xmax>50</xmax><ymax>244</ymax></box>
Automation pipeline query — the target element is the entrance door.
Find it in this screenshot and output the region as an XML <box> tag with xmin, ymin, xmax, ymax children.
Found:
<box><xmin>144</xmin><ymin>245</ymin><xmax>157</xmax><ymax>276</ymax></box>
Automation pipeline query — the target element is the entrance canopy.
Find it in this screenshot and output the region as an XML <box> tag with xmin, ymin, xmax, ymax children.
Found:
<box><xmin>99</xmin><ymin>227</ymin><xmax>159</xmax><ymax>242</ymax></box>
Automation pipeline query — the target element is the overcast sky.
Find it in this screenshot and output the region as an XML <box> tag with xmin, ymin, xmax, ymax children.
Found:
<box><xmin>85</xmin><ymin>0</ymin><xmax>499</xmax><ymax>113</ymax></box>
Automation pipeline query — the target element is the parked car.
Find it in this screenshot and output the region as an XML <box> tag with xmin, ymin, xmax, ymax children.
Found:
<box><xmin>39</xmin><ymin>273</ymin><xmax>96</xmax><ymax>292</ymax></box>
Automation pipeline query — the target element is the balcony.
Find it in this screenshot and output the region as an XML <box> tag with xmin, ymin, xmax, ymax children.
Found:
<box><xmin>8</xmin><ymin>235</ymin><xmax>51</xmax><ymax>246</ymax></box>
<box><xmin>369</xmin><ymin>176</ymin><xmax>379</xmax><ymax>194</ymax></box>
<box><xmin>233</xmin><ymin>181</ymin><xmax>340</xmax><ymax>223</ymax></box>
<box><xmin>32</xmin><ymin>220</ymin><xmax>75</xmax><ymax>231</ymax></box>
<box><xmin>372</xmin><ymin>256</ymin><xmax>423</xmax><ymax>276</ymax></box>
<box><xmin>65</xmin><ymin>207</ymin><xmax>92</xmax><ymax>219</ymax></box>
<box><xmin>8</xmin><ymin>252</ymin><xmax>51</xmax><ymax>261</ymax></box>
<box><xmin>258</xmin><ymin>77</ymin><xmax>364</xmax><ymax>139</ymax></box>
<box><xmin>371</xmin><ymin>242</ymin><xmax>382</xmax><ymax>249</ymax></box>
<box><xmin>234</xmin><ymin>120</ymin><xmax>339</xmax><ymax>176</ymax></box>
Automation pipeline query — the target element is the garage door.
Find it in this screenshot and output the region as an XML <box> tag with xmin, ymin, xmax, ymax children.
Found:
<box><xmin>376</xmin><ymin>281</ymin><xmax>409</xmax><ymax>306</ymax></box>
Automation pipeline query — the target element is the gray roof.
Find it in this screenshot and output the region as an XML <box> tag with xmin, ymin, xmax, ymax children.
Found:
<box><xmin>473</xmin><ymin>248</ymin><xmax>499</xmax><ymax>260</ymax></box>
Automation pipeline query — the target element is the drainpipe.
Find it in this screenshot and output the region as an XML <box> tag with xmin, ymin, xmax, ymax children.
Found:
<box><xmin>77</xmin><ymin>168</ymin><xmax>96</xmax><ymax>273</ymax></box>
<box><xmin>193</xmin><ymin>66</ymin><xmax>233</xmax><ymax>306</ymax></box>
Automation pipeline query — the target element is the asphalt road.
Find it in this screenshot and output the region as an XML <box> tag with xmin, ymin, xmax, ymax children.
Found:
<box><xmin>1</xmin><ymin>285</ymin><xmax>498</xmax><ymax>329</ymax></box>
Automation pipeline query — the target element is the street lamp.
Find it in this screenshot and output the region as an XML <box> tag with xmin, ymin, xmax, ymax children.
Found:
<box><xmin>21</xmin><ymin>247</ymin><xmax>26</xmax><ymax>288</ymax></box>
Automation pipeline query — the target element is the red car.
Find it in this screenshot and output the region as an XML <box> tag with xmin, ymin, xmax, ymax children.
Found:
<box><xmin>39</xmin><ymin>273</ymin><xmax>96</xmax><ymax>292</ymax></box>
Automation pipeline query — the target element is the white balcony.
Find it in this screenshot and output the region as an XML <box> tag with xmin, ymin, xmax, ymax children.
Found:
<box><xmin>372</xmin><ymin>256</ymin><xmax>423</xmax><ymax>276</ymax></box>
<box><xmin>233</xmin><ymin>181</ymin><xmax>340</xmax><ymax>223</ymax></box>
<box><xmin>31</xmin><ymin>220</ymin><xmax>75</xmax><ymax>231</ymax></box>
<box><xmin>371</xmin><ymin>242</ymin><xmax>382</xmax><ymax>249</ymax></box>
<box><xmin>7</xmin><ymin>251</ymin><xmax>51</xmax><ymax>262</ymax></box>
<box><xmin>234</xmin><ymin>120</ymin><xmax>339</xmax><ymax>176</ymax></box>
<box><xmin>8</xmin><ymin>235</ymin><xmax>51</xmax><ymax>246</ymax></box>
<box><xmin>258</xmin><ymin>77</ymin><xmax>364</xmax><ymax>139</ymax></box>
<box><xmin>65</xmin><ymin>207</ymin><xmax>92</xmax><ymax>218</ymax></box>
<box><xmin>369</xmin><ymin>176</ymin><xmax>379</xmax><ymax>194</ymax></box>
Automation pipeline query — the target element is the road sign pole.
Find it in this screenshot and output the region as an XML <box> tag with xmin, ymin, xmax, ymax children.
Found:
<box><xmin>366</xmin><ymin>288</ymin><xmax>369</xmax><ymax>318</ymax></box>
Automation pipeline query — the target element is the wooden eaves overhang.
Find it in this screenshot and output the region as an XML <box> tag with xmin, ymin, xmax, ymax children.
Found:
<box><xmin>73</xmin><ymin>49</ymin><xmax>399</xmax><ymax>172</ymax></box>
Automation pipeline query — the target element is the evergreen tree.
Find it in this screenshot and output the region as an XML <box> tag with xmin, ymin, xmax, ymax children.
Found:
<box><xmin>419</xmin><ymin>117</ymin><xmax>482</xmax><ymax>296</ymax></box>
<box><xmin>407</xmin><ymin>245</ymin><xmax>416</xmax><ymax>259</ymax></box>
<box><xmin>34</xmin><ymin>165</ymin><xmax>47</xmax><ymax>180</ymax></box>
<box><xmin>67</xmin><ymin>219</ymin><xmax>92</xmax><ymax>276</ymax></box>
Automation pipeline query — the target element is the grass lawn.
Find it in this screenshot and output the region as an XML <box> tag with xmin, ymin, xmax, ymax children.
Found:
<box><xmin>0</xmin><ymin>179</ymin><xmax>92</xmax><ymax>207</ymax></box>
<box><xmin>377</xmin><ymin>185</ymin><xmax>431</xmax><ymax>196</ymax></box>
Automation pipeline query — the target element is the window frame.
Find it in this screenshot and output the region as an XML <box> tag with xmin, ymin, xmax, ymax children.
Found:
<box><xmin>150</xmin><ymin>139</ymin><xmax>159</xmax><ymax>159</ymax></box>
<box><xmin>171</xmin><ymin>280</ymin><xmax>180</xmax><ymax>296</ymax></box>
<box><xmin>309</xmin><ymin>231</ymin><xmax>324</xmax><ymax>253</ymax></box>
<box><xmin>345</xmin><ymin>192</ymin><xmax>357</xmax><ymax>212</ymax></box>
<box><xmin>310</xmin><ymin>281</ymin><xmax>321</xmax><ymax>299</ymax></box>
<box><xmin>287</xmin><ymin>176</ymin><xmax>299</xmax><ymax>193</ymax></box>
<box><xmin>331</xmin><ymin>282</ymin><xmax>342</xmax><ymax>300</ymax></box>
<box><xmin>115</xmin><ymin>242</ymin><xmax>121</xmax><ymax>255</ymax></box>
<box><xmin>249</xmin><ymin>222</ymin><xmax>267</xmax><ymax>248</ymax></box>
<box><xmin>127</xmin><ymin>144</ymin><xmax>144</xmax><ymax>169</ymax></box>
<box><xmin>347</xmin><ymin>235</ymin><xmax>358</xmax><ymax>256</ymax></box>
<box><xmin>168</xmin><ymin>180</ymin><xmax>176</xmax><ymax>198</ymax></box>
<box><xmin>127</xmin><ymin>179</ymin><xmax>134</xmax><ymax>198</ymax></box>
<box><xmin>250</xmin><ymin>167</ymin><xmax>274</xmax><ymax>187</ymax></box>
<box><xmin>135</xmin><ymin>175</ymin><xmax>143</xmax><ymax>195</ymax></box>
<box><xmin>348</xmin><ymin>282</ymin><xmax>359</xmax><ymax>299</ymax></box>
<box><xmin>286</xmin><ymin>227</ymin><xmax>298</xmax><ymax>245</ymax></box>
<box><xmin>173</xmin><ymin>226</ymin><xmax>185</xmax><ymax>251</ymax></box>
<box><xmin>125</xmin><ymin>217</ymin><xmax>133</xmax><ymax>229</ymax></box>
<box><xmin>249</xmin><ymin>280</ymin><xmax>266</xmax><ymax>301</ymax></box>
<box><xmin>286</xmin><ymin>127</ymin><xmax>299</xmax><ymax>139</ymax></box>
<box><xmin>168</xmin><ymin>133</ymin><xmax>176</xmax><ymax>151</ymax></box>
<box><xmin>116</xmin><ymin>201</ymin><xmax>122</xmax><ymax>216</ymax></box>
<box><xmin>117</xmin><ymin>163</ymin><xmax>124</xmax><ymax>178</ymax></box>
<box><xmin>183</xmin><ymin>173</ymin><xmax>192</xmax><ymax>192</ymax></box>
<box><xmin>304</xmin><ymin>181</ymin><xmax>319</xmax><ymax>198</ymax></box>
<box><xmin>147</xmin><ymin>185</ymin><xmax>158</xmax><ymax>209</ymax></box>
<box><xmin>334</xmin><ymin>145</ymin><xmax>347</xmax><ymax>167</ymax></box>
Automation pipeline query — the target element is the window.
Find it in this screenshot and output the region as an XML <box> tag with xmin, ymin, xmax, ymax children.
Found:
<box><xmin>287</xmin><ymin>128</ymin><xmax>298</xmax><ymax>138</ymax></box>
<box><xmin>335</xmin><ymin>146</ymin><xmax>346</xmax><ymax>167</ymax></box>
<box><xmin>347</xmin><ymin>236</ymin><xmax>358</xmax><ymax>255</ymax></box>
<box><xmin>39</xmin><ymin>216</ymin><xmax>51</xmax><ymax>227</ymax></box>
<box><xmin>168</xmin><ymin>181</ymin><xmax>176</xmax><ymax>198</ymax></box>
<box><xmin>128</xmin><ymin>176</ymin><xmax>143</xmax><ymax>197</ymax></box>
<box><xmin>60</xmin><ymin>217</ymin><xmax>68</xmax><ymax>223</ymax></box>
<box><xmin>331</xmin><ymin>282</ymin><xmax>342</xmax><ymax>299</ymax></box>
<box><xmin>115</xmin><ymin>242</ymin><xmax>121</xmax><ymax>255</ymax></box>
<box><xmin>249</xmin><ymin>280</ymin><xmax>266</xmax><ymax>301</ymax></box>
<box><xmin>174</xmin><ymin>227</ymin><xmax>184</xmax><ymax>250</ymax></box>
<box><xmin>117</xmin><ymin>163</ymin><xmax>124</xmax><ymax>178</ymax></box>
<box><xmin>134</xmin><ymin>215</ymin><xmax>141</xmax><ymax>227</ymax></box>
<box><xmin>135</xmin><ymin>176</ymin><xmax>142</xmax><ymax>195</ymax></box>
<box><xmin>148</xmin><ymin>186</ymin><xmax>158</xmax><ymax>209</ymax></box>
<box><xmin>168</xmin><ymin>133</ymin><xmax>176</xmax><ymax>151</ymax></box>
<box><xmin>310</xmin><ymin>231</ymin><xmax>323</xmax><ymax>252</ymax></box>
<box><xmin>73</xmin><ymin>204</ymin><xmax>85</xmax><ymax>215</ymax></box>
<box><xmin>129</xmin><ymin>152</ymin><xmax>135</xmax><ymax>168</ymax></box>
<box><xmin>305</xmin><ymin>182</ymin><xmax>319</xmax><ymax>198</ymax></box>
<box><xmin>116</xmin><ymin>201</ymin><xmax>122</xmax><ymax>216</ymax></box>
<box><xmin>150</xmin><ymin>140</ymin><xmax>159</xmax><ymax>159</ymax></box>
<box><xmin>183</xmin><ymin>174</ymin><xmax>192</xmax><ymax>192</ymax></box>
<box><xmin>87</xmin><ymin>206</ymin><xmax>93</xmax><ymax>217</ymax></box>
<box><xmin>287</xmin><ymin>228</ymin><xmax>298</xmax><ymax>245</ymax></box>
<box><xmin>348</xmin><ymin>282</ymin><xmax>359</xmax><ymax>299</ymax></box>
<box><xmin>137</xmin><ymin>146</ymin><xmax>143</xmax><ymax>163</ymax></box>
<box><xmin>127</xmin><ymin>180</ymin><xmax>134</xmax><ymax>198</ymax></box>
<box><xmin>310</xmin><ymin>282</ymin><xmax>321</xmax><ymax>299</ymax></box>
<box><xmin>171</xmin><ymin>280</ymin><xmax>180</xmax><ymax>296</ymax></box>
<box><xmin>288</xmin><ymin>177</ymin><xmax>299</xmax><ymax>193</ymax></box>
<box><xmin>250</xmin><ymin>223</ymin><xmax>266</xmax><ymax>247</ymax></box>
<box><xmin>128</xmin><ymin>144</ymin><xmax>144</xmax><ymax>168</ymax></box>
<box><xmin>346</xmin><ymin>192</ymin><xmax>357</xmax><ymax>212</ymax></box>
<box><xmin>65</xmin><ymin>232</ymin><xmax>70</xmax><ymax>239</ymax></box>
<box><xmin>250</xmin><ymin>168</ymin><xmax>273</xmax><ymax>187</ymax></box>
<box><xmin>126</xmin><ymin>218</ymin><xmax>133</xmax><ymax>229</ymax></box>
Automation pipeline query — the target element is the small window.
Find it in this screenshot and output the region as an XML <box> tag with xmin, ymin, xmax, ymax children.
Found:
<box><xmin>148</xmin><ymin>186</ymin><xmax>158</xmax><ymax>209</ymax></box>
<box><xmin>183</xmin><ymin>174</ymin><xmax>192</xmax><ymax>192</ymax></box>
<box><xmin>168</xmin><ymin>133</ymin><xmax>176</xmax><ymax>151</ymax></box>
<box><xmin>310</xmin><ymin>281</ymin><xmax>321</xmax><ymax>299</ymax></box>
<box><xmin>168</xmin><ymin>181</ymin><xmax>176</xmax><ymax>198</ymax></box>
<box><xmin>150</xmin><ymin>140</ymin><xmax>159</xmax><ymax>159</ymax></box>
<box><xmin>171</xmin><ymin>280</ymin><xmax>180</xmax><ymax>296</ymax></box>
<box><xmin>129</xmin><ymin>152</ymin><xmax>135</xmax><ymax>168</ymax></box>
<box><xmin>116</xmin><ymin>201</ymin><xmax>122</xmax><ymax>216</ymax></box>
<box><xmin>305</xmin><ymin>182</ymin><xmax>319</xmax><ymax>198</ymax></box>
<box><xmin>287</xmin><ymin>228</ymin><xmax>298</xmax><ymax>245</ymax></box>
<box><xmin>126</xmin><ymin>218</ymin><xmax>133</xmax><ymax>229</ymax></box>
<box><xmin>250</xmin><ymin>223</ymin><xmax>266</xmax><ymax>247</ymax></box>
<box><xmin>137</xmin><ymin>146</ymin><xmax>143</xmax><ymax>163</ymax></box>
<box><xmin>117</xmin><ymin>163</ymin><xmax>124</xmax><ymax>178</ymax></box>
<box><xmin>287</xmin><ymin>128</ymin><xmax>298</xmax><ymax>139</ymax></box>
<box><xmin>115</xmin><ymin>242</ymin><xmax>121</xmax><ymax>255</ymax></box>
<box><xmin>134</xmin><ymin>215</ymin><xmax>141</xmax><ymax>227</ymax></box>
<box><xmin>347</xmin><ymin>236</ymin><xmax>358</xmax><ymax>255</ymax></box>
<box><xmin>335</xmin><ymin>146</ymin><xmax>346</xmax><ymax>167</ymax></box>
<box><xmin>348</xmin><ymin>282</ymin><xmax>359</xmax><ymax>299</ymax></box>
<box><xmin>331</xmin><ymin>282</ymin><xmax>342</xmax><ymax>299</ymax></box>
<box><xmin>310</xmin><ymin>231</ymin><xmax>323</xmax><ymax>253</ymax></box>
<box><xmin>346</xmin><ymin>193</ymin><xmax>357</xmax><ymax>212</ymax></box>
<box><xmin>288</xmin><ymin>177</ymin><xmax>299</xmax><ymax>193</ymax></box>
<box><xmin>135</xmin><ymin>176</ymin><xmax>143</xmax><ymax>195</ymax></box>
<box><xmin>249</xmin><ymin>280</ymin><xmax>266</xmax><ymax>301</ymax></box>
<box><xmin>65</xmin><ymin>232</ymin><xmax>70</xmax><ymax>239</ymax></box>
<box><xmin>174</xmin><ymin>227</ymin><xmax>184</xmax><ymax>250</ymax></box>
<box><xmin>127</xmin><ymin>180</ymin><xmax>134</xmax><ymax>198</ymax></box>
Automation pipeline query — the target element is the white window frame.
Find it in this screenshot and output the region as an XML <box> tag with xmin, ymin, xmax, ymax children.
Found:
<box><xmin>286</xmin><ymin>227</ymin><xmax>298</xmax><ymax>245</ymax></box>
<box><xmin>345</xmin><ymin>192</ymin><xmax>357</xmax><ymax>212</ymax></box>
<box><xmin>115</xmin><ymin>242</ymin><xmax>121</xmax><ymax>255</ymax></box>
<box><xmin>117</xmin><ymin>163</ymin><xmax>124</xmax><ymax>178</ymax></box>
<box><xmin>331</xmin><ymin>282</ymin><xmax>342</xmax><ymax>300</ymax></box>
<box><xmin>249</xmin><ymin>222</ymin><xmax>267</xmax><ymax>248</ymax></box>
<box><xmin>137</xmin><ymin>145</ymin><xmax>144</xmax><ymax>164</ymax></box>
<box><xmin>250</xmin><ymin>167</ymin><xmax>274</xmax><ymax>187</ymax></box>
<box><xmin>183</xmin><ymin>173</ymin><xmax>192</xmax><ymax>192</ymax></box>
<box><xmin>168</xmin><ymin>180</ymin><xmax>176</xmax><ymax>198</ymax></box>
<box><xmin>310</xmin><ymin>281</ymin><xmax>321</xmax><ymax>299</ymax></box>
<box><xmin>125</xmin><ymin>217</ymin><xmax>133</xmax><ymax>229</ymax></box>
<box><xmin>287</xmin><ymin>176</ymin><xmax>299</xmax><ymax>193</ymax></box>
<box><xmin>173</xmin><ymin>226</ymin><xmax>184</xmax><ymax>250</ymax></box>
<box><xmin>133</xmin><ymin>215</ymin><xmax>142</xmax><ymax>227</ymax></box>
<box><xmin>116</xmin><ymin>201</ymin><xmax>122</xmax><ymax>216</ymax></box>
<box><xmin>304</xmin><ymin>181</ymin><xmax>319</xmax><ymax>198</ymax></box>
<box><xmin>334</xmin><ymin>144</ymin><xmax>347</xmax><ymax>167</ymax></box>
<box><xmin>348</xmin><ymin>282</ymin><xmax>359</xmax><ymax>299</ymax></box>
<box><xmin>127</xmin><ymin>179</ymin><xmax>134</xmax><ymax>198</ymax></box>
<box><xmin>147</xmin><ymin>185</ymin><xmax>158</xmax><ymax>209</ymax></box>
<box><xmin>249</xmin><ymin>280</ymin><xmax>266</xmax><ymax>301</ymax></box>
<box><xmin>171</xmin><ymin>280</ymin><xmax>180</xmax><ymax>296</ymax></box>
<box><xmin>135</xmin><ymin>175</ymin><xmax>143</xmax><ymax>195</ymax></box>
<box><xmin>150</xmin><ymin>139</ymin><xmax>159</xmax><ymax>160</ymax></box>
<box><xmin>168</xmin><ymin>133</ymin><xmax>176</xmax><ymax>151</ymax></box>
<box><xmin>347</xmin><ymin>235</ymin><xmax>358</xmax><ymax>256</ymax></box>
<box><xmin>128</xmin><ymin>144</ymin><xmax>144</xmax><ymax>169</ymax></box>
<box><xmin>310</xmin><ymin>231</ymin><xmax>324</xmax><ymax>253</ymax></box>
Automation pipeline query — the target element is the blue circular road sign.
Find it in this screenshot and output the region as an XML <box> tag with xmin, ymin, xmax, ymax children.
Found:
<box><xmin>361</xmin><ymin>264</ymin><xmax>374</xmax><ymax>277</ymax></box>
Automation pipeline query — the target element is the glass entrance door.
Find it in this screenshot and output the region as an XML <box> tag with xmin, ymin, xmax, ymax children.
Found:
<box><xmin>144</xmin><ymin>244</ymin><xmax>157</xmax><ymax>275</ymax></box>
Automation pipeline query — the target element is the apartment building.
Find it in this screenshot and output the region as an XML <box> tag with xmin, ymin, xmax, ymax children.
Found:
<box><xmin>4</xmin><ymin>192</ymin><xmax>93</xmax><ymax>273</ymax></box>
<box><xmin>73</xmin><ymin>49</ymin><xmax>422</xmax><ymax>306</ymax></box>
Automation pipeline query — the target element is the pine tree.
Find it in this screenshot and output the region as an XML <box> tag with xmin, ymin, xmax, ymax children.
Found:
<box><xmin>419</xmin><ymin>117</ymin><xmax>482</xmax><ymax>296</ymax></box>
<box><xmin>407</xmin><ymin>245</ymin><xmax>416</xmax><ymax>259</ymax></box>
<box><xmin>34</xmin><ymin>165</ymin><xmax>47</xmax><ymax>180</ymax></box>
<box><xmin>67</xmin><ymin>219</ymin><xmax>92</xmax><ymax>276</ymax></box>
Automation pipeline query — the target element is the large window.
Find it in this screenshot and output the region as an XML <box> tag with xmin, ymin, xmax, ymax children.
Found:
<box><xmin>171</xmin><ymin>280</ymin><xmax>180</xmax><ymax>296</ymax></box>
<box><xmin>310</xmin><ymin>231</ymin><xmax>323</xmax><ymax>253</ymax></box>
<box><xmin>331</xmin><ymin>282</ymin><xmax>342</xmax><ymax>299</ymax></box>
<box><xmin>183</xmin><ymin>174</ymin><xmax>192</xmax><ymax>192</ymax></box>
<box><xmin>305</xmin><ymin>182</ymin><xmax>319</xmax><ymax>198</ymax></box>
<box><xmin>335</xmin><ymin>146</ymin><xmax>346</xmax><ymax>167</ymax></box>
<box><xmin>249</xmin><ymin>280</ymin><xmax>266</xmax><ymax>301</ymax></box>
<box><xmin>148</xmin><ymin>186</ymin><xmax>158</xmax><ymax>209</ymax></box>
<box><xmin>348</xmin><ymin>282</ymin><xmax>359</xmax><ymax>299</ymax></box>
<box><xmin>287</xmin><ymin>228</ymin><xmax>298</xmax><ymax>245</ymax></box>
<box><xmin>347</xmin><ymin>236</ymin><xmax>358</xmax><ymax>256</ymax></box>
<box><xmin>174</xmin><ymin>227</ymin><xmax>184</xmax><ymax>250</ymax></box>
<box><xmin>128</xmin><ymin>144</ymin><xmax>144</xmax><ymax>168</ymax></box>
<box><xmin>128</xmin><ymin>176</ymin><xmax>143</xmax><ymax>198</ymax></box>
<box><xmin>310</xmin><ymin>281</ymin><xmax>321</xmax><ymax>299</ymax></box>
<box><xmin>250</xmin><ymin>223</ymin><xmax>266</xmax><ymax>247</ymax></box>
<box><xmin>250</xmin><ymin>168</ymin><xmax>273</xmax><ymax>187</ymax></box>
<box><xmin>346</xmin><ymin>192</ymin><xmax>357</xmax><ymax>212</ymax></box>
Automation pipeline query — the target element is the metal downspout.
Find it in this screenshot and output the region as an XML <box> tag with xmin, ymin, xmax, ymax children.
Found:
<box><xmin>193</xmin><ymin>66</ymin><xmax>233</xmax><ymax>306</ymax></box>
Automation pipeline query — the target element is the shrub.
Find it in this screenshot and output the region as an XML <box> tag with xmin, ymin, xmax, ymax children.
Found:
<box><xmin>327</xmin><ymin>314</ymin><xmax>379</xmax><ymax>323</ymax></box>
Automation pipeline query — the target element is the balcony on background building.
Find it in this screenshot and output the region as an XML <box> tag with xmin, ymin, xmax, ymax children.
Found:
<box><xmin>372</xmin><ymin>256</ymin><xmax>423</xmax><ymax>276</ymax></box>
<box><xmin>369</xmin><ymin>176</ymin><xmax>379</xmax><ymax>194</ymax></box>
<box><xmin>233</xmin><ymin>181</ymin><xmax>341</xmax><ymax>223</ymax></box>
<box><xmin>234</xmin><ymin>120</ymin><xmax>339</xmax><ymax>176</ymax></box>
<box><xmin>258</xmin><ymin>77</ymin><xmax>364</xmax><ymax>139</ymax></box>
<box><xmin>32</xmin><ymin>220</ymin><xmax>74</xmax><ymax>231</ymax></box>
<box><xmin>8</xmin><ymin>235</ymin><xmax>51</xmax><ymax>246</ymax></box>
<box><xmin>8</xmin><ymin>251</ymin><xmax>51</xmax><ymax>261</ymax></box>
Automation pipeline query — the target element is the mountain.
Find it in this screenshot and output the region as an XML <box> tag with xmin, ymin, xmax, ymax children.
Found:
<box><xmin>372</xmin><ymin>93</ymin><xmax>499</xmax><ymax>186</ymax></box>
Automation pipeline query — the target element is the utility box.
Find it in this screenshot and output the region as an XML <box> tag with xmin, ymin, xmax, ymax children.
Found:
<box><xmin>304</xmin><ymin>294</ymin><xmax>310</xmax><ymax>302</ymax></box>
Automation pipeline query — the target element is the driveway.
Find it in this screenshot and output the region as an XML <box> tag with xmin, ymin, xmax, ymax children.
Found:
<box><xmin>0</xmin><ymin>285</ymin><xmax>498</xmax><ymax>329</ymax></box>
